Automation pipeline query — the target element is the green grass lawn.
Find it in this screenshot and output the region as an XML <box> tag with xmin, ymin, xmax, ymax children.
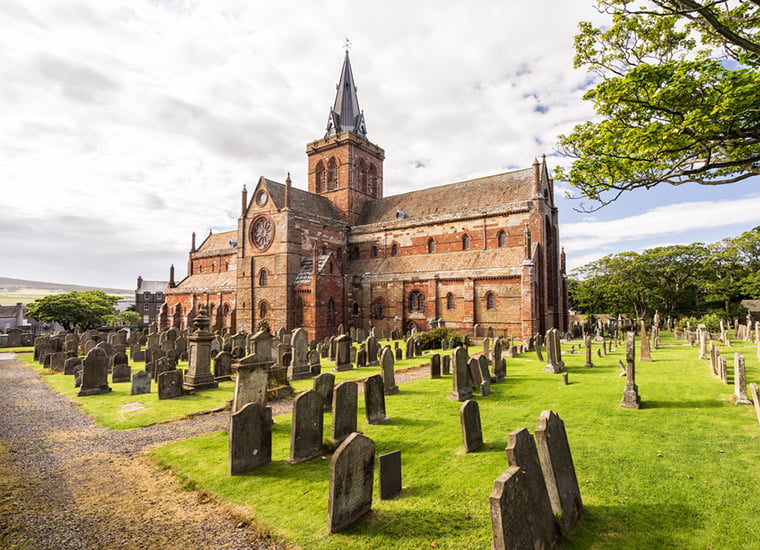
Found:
<box><xmin>149</xmin><ymin>334</ymin><xmax>760</xmax><ymax>549</ymax></box>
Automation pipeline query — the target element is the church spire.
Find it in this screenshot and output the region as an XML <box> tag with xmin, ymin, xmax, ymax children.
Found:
<box><xmin>325</xmin><ymin>49</ymin><xmax>367</xmax><ymax>138</ymax></box>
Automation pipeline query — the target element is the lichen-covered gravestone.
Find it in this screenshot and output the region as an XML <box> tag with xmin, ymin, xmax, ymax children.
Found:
<box><xmin>229</xmin><ymin>402</ymin><xmax>272</xmax><ymax>475</ymax></box>
<box><xmin>78</xmin><ymin>348</ymin><xmax>112</xmax><ymax>397</ymax></box>
<box><xmin>158</xmin><ymin>369</ymin><xmax>183</xmax><ymax>400</ymax></box>
<box><xmin>381</xmin><ymin>346</ymin><xmax>398</xmax><ymax>395</ymax></box>
<box><xmin>289</xmin><ymin>389</ymin><xmax>325</xmax><ymax>464</ymax></box>
<box><xmin>112</xmin><ymin>364</ymin><xmax>131</xmax><ymax>384</ymax></box>
<box><xmin>331</xmin><ymin>381</ymin><xmax>358</xmax><ymax>445</ymax></box>
<box><xmin>450</xmin><ymin>347</ymin><xmax>473</xmax><ymax>401</ymax></box>
<box><xmin>327</xmin><ymin>432</ymin><xmax>375</xmax><ymax>534</ymax></box>
<box><xmin>131</xmin><ymin>370</ymin><xmax>151</xmax><ymax>395</ymax></box>
<box><xmin>314</xmin><ymin>372</ymin><xmax>335</xmax><ymax>411</ymax></box>
<box><xmin>364</xmin><ymin>374</ymin><xmax>387</xmax><ymax>424</ymax></box>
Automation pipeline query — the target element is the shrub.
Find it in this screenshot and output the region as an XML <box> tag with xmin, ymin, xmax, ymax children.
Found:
<box><xmin>417</xmin><ymin>327</ymin><xmax>463</xmax><ymax>350</ymax></box>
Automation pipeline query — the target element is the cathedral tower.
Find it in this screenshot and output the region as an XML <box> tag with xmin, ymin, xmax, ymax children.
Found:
<box><xmin>306</xmin><ymin>50</ymin><xmax>385</xmax><ymax>225</ymax></box>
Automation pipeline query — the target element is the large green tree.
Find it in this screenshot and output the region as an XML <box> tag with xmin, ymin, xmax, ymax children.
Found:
<box><xmin>557</xmin><ymin>0</ymin><xmax>760</xmax><ymax>208</ymax></box>
<box><xmin>27</xmin><ymin>291</ymin><xmax>120</xmax><ymax>331</ymax></box>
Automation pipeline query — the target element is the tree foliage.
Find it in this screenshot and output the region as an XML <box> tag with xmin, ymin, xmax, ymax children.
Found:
<box><xmin>27</xmin><ymin>291</ymin><xmax>121</xmax><ymax>331</ymax></box>
<box><xmin>556</xmin><ymin>1</ymin><xmax>760</xmax><ymax>209</ymax></box>
<box><xmin>569</xmin><ymin>226</ymin><xmax>760</xmax><ymax>318</ymax></box>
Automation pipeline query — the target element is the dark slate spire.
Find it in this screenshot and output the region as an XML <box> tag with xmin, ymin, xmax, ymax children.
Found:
<box><xmin>325</xmin><ymin>50</ymin><xmax>367</xmax><ymax>138</ymax></box>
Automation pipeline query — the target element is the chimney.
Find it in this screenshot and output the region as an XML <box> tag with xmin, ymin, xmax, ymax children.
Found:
<box><xmin>285</xmin><ymin>173</ymin><xmax>291</xmax><ymax>210</ymax></box>
<box><xmin>169</xmin><ymin>264</ymin><xmax>176</xmax><ymax>288</ymax></box>
<box><xmin>191</xmin><ymin>232</ymin><xmax>196</xmax><ymax>252</ymax></box>
<box><xmin>533</xmin><ymin>157</ymin><xmax>541</xmax><ymax>195</ymax></box>
<box><xmin>137</xmin><ymin>275</ymin><xmax>143</xmax><ymax>289</ymax></box>
<box><xmin>15</xmin><ymin>303</ymin><xmax>24</xmax><ymax>327</ymax></box>
<box><xmin>241</xmin><ymin>184</ymin><xmax>248</xmax><ymax>216</ymax></box>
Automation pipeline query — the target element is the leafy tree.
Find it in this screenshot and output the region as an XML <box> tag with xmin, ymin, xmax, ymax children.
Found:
<box><xmin>556</xmin><ymin>1</ymin><xmax>760</xmax><ymax>208</ymax></box>
<box><xmin>26</xmin><ymin>291</ymin><xmax>120</xmax><ymax>331</ymax></box>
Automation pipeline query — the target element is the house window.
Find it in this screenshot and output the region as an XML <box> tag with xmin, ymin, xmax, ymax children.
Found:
<box><xmin>259</xmin><ymin>301</ymin><xmax>268</xmax><ymax>318</ymax></box>
<box><xmin>446</xmin><ymin>293</ymin><xmax>455</xmax><ymax>310</ymax></box>
<box><xmin>427</xmin><ymin>239</ymin><xmax>435</xmax><ymax>253</ymax></box>
<box><xmin>409</xmin><ymin>291</ymin><xmax>424</xmax><ymax>312</ymax></box>
<box><xmin>144</xmin><ymin>292</ymin><xmax>150</xmax><ymax>300</ymax></box>
<box><xmin>156</xmin><ymin>292</ymin><xmax>163</xmax><ymax>301</ymax></box>
<box><xmin>498</xmin><ymin>231</ymin><xmax>506</xmax><ymax>247</ymax></box>
<box><xmin>144</xmin><ymin>303</ymin><xmax>150</xmax><ymax>311</ymax></box>
<box><xmin>259</xmin><ymin>269</ymin><xmax>268</xmax><ymax>286</ymax></box>
<box><xmin>462</xmin><ymin>234</ymin><xmax>470</xmax><ymax>250</ymax></box>
<box><xmin>327</xmin><ymin>299</ymin><xmax>335</xmax><ymax>325</ymax></box>
<box><xmin>371</xmin><ymin>246</ymin><xmax>378</xmax><ymax>258</ymax></box>
<box><xmin>486</xmin><ymin>292</ymin><xmax>496</xmax><ymax>310</ymax></box>
<box><xmin>375</xmin><ymin>301</ymin><xmax>384</xmax><ymax>319</ymax></box>
<box><xmin>391</xmin><ymin>243</ymin><xmax>399</xmax><ymax>256</ymax></box>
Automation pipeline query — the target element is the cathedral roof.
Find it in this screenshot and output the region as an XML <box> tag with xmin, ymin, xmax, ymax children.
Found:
<box><xmin>355</xmin><ymin>167</ymin><xmax>536</xmax><ymax>227</ymax></box>
<box><xmin>293</xmin><ymin>254</ymin><xmax>331</xmax><ymax>285</ymax></box>
<box><xmin>347</xmin><ymin>247</ymin><xmax>526</xmax><ymax>282</ymax></box>
<box><xmin>167</xmin><ymin>266</ymin><xmax>237</xmax><ymax>295</ymax></box>
<box><xmin>264</xmin><ymin>179</ymin><xmax>340</xmax><ymax>221</ymax></box>
<box><xmin>325</xmin><ymin>51</ymin><xmax>367</xmax><ymax>138</ymax></box>
<box><xmin>195</xmin><ymin>230</ymin><xmax>237</xmax><ymax>255</ymax></box>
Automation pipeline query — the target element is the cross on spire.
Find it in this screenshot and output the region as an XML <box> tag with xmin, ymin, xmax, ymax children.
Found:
<box><xmin>344</xmin><ymin>37</ymin><xmax>352</xmax><ymax>52</ymax></box>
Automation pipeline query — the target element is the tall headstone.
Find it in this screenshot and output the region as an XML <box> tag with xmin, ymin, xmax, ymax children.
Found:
<box><xmin>620</xmin><ymin>331</ymin><xmax>641</xmax><ymax>409</ymax></box>
<box><xmin>379</xmin><ymin>450</ymin><xmax>402</xmax><ymax>500</ymax></box>
<box><xmin>460</xmin><ymin>399</ymin><xmax>483</xmax><ymax>453</ymax></box>
<box><xmin>733</xmin><ymin>353</ymin><xmax>751</xmax><ymax>404</ymax></box>
<box><xmin>583</xmin><ymin>335</ymin><xmax>594</xmax><ymax>368</ymax></box>
<box><xmin>289</xmin><ymin>389</ymin><xmax>325</xmax><ymax>464</ymax></box>
<box><xmin>442</xmin><ymin>354</ymin><xmax>451</xmax><ymax>375</ymax></box>
<box><xmin>327</xmin><ymin>432</ymin><xmax>375</xmax><ymax>534</ymax></box>
<box><xmin>430</xmin><ymin>353</ymin><xmax>441</xmax><ymax>378</ymax></box>
<box><xmin>750</xmin><ymin>383</ymin><xmax>760</xmax><ymax>425</ymax></box>
<box><xmin>314</xmin><ymin>372</ymin><xmax>336</xmax><ymax>411</ymax></box>
<box><xmin>77</xmin><ymin>348</ymin><xmax>112</xmax><ymax>397</ymax></box>
<box><xmin>699</xmin><ymin>330</ymin><xmax>708</xmax><ymax>360</ymax></box>
<box><xmin>490</xmin><ymin>466</ymin><xmax>533</xmax><ymax>550</ymax></box>
<box><xmin>333</xmin><ymin>334</ymin><xmax>353</xmax><ymax>372</ymax></box>
<box><xmin>184</xmin><ymin>308</ymin><xmax>218</xmax><ymax>391</ymax></box>
<box><xmin>535</xmin><ymin>333</ymin><xmax>545</xmax><ymax>363</ymax></box>
<box><xmin>381</xmin><ymin>346</ymin><xmax>398</xmax><ymax>395</ymax></box>
<box><xmin>492</xmin><ymin>339</ymin><xmax>505</xmax><ymax>381</ymax></box>
<box><xmin>229</xmin><ymin>402</ymin><xmax>272</xmax><ymax>475</ymax></box>
<box><xmin>331</xmin><ymin>381</ymin><xmax>358</xmax><ymax>445</ymax></box>
<box><xmin>639</xmin><ymin>321</ymin><xmax>652</xmax><ymax>362</ymax></box>
<box><xmin>231</xmin><ymin>354</ymin><xmax>274</xmax><ymax>413</ymax></box>
<box><xmin>544</xmin><ymin>328</ymin><xmax>564</xmax><ymax>374</ymax></box>
<box><xmin>535</xmin><ymin>410</ymin><xmax>582</xmax><ymax>533</ymax></box>
<box><xmin>288</xmin><ymin>327</ymin><xmax>311</xmax><ymax>380</ymax></box>
<box><xmin>364</xmin><ymin>374</ymin><xmax>387</xmax><ymax>424</ymax></box>
<box><xmin>366</xmin><ymin>335</ymin><xmax>379</xmax><ymax>366</ymax></box>
<box><xmin>450</xmin><ymin>347</ymin><xmax>473</xmax><ymax>401</ymax></box>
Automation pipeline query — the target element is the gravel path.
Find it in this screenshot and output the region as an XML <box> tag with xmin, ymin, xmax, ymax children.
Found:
<box><xmin>0</xmin><ymin>353</ymin><xmax>433</xmax><ymax>550</ymax></box>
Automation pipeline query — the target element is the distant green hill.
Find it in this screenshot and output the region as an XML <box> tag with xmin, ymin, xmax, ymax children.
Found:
<box><xmin>0</xmin><ymin>277</ymin><xmax>132</xmax><ymax>306</ymax></box>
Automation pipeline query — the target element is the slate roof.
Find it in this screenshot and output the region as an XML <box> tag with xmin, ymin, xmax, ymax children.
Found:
<box><xmin>356</xmin><ymin>168</ymin><xmax>535</xmax><ymax>227</ymax></box>
<box><xmin>136</xmin><ymin>280</ymin><xmax>167</xmax><ymax>293</ymax></box>
<box><xmin>168</xmin><ymin>269</ymin><xmax>237</xmax><ymax>294</ymax></box>
<box><xmin>293</xmin><ymin>255</ymin><xmax>331</xmax><ymax>285</ymax></box>
<box><xmin>0</xmin><ymin>305</ymin><xmax>21</xmax><ymax>318</ymax></box>
<box><xmin>265</xmin><ymin>179</ymin><xmax>340</xmax><ymax>222</ymax></box>
<box><xmin>326</xmin><ymin>51</ymin><xmax>367</xmax><ymax>138</ymax></box>
<box><xmin>196</xmin><ymin>230</ymin><xmax>238</xmax><ymax>254</ymax></box>
<box><xmin>347</xmin><ymin>247</ymin><xmax>526</xmax><ymax>282</ymax></box>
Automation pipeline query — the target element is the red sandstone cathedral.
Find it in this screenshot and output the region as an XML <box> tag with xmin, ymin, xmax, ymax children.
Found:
<box><xmin>162</xmin><ymin>52</ymin><xmax>568</xmax><ymax>341</ymax></box>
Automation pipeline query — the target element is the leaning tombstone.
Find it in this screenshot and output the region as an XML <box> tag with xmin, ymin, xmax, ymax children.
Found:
<box><xmin>229</xmin><ymin>402</ymin><xmax>272</xmax><ymax>475</ymax></box>
<box><xmin>131</xmin><ymin>370</ymin><xmax>151</xmax><ymax>395</ymax></box>
<box><xmin>289</xmin><ymin>389</ymin><xmax>325</xmax><ymax>464</ymax></box>
<box><xmin>331</xmin><ymin>381</ymin><xmax>358</xmax><ymax>445</ymax></box>
<box><xmin>364</xmin><ymin>374</ymin><xmax>387</xmax><ymax>424</ymax></box>
<box><xmin>468</xmin><ymin>357</ymin><xmax>484</xmax><ymax>388</ymax></box>
<box><xmin>490</xmin><ymin>466</ymin><xmax>533</xmax><ymax>550</ymax></box>
<box><xmin>460</xmin><ymin>399</ymin><xmax>483</xmax><ymax>453</ymax></box>
<box><xmin>78</xmin><ymin>348</ymin><xmax>112</xmax><ymax>397</ymax></box>
<box><xmin>158</xmin><ymin>369</ymin><xmax>183</xmax><ymax>400</ymax></box>
<box><xmin>750</xmin><ymin>383</ymin><xmax>760</xmax><ymax>425</ymax></box>
<box><xmin>535</xmin><ymin>410</ymin><xmax>582</xmax><ymax>533</ymax></box>
<box><xmin>381</xmin><ymin>346</ymin><xmax>398</xmax><ymax>395</ymax></box>
<box><xmin>379</xmin><ymin>450</ymin><xmax>402</xmax><ymax>500</ymax></box>
<box><xmin>327</xmin><ymin>432</ymin><xmax>375</xmax><ymax>534</ymax></box>
<box><xmin>314</xmin><ymin>372</ymin><xmax>336</xmax><ymax>411</ymax></box>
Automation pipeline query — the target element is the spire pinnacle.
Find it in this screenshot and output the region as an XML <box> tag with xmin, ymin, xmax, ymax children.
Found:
<box><xmin>325</xmin><ymin>49</ymin><xmax>367</xmax><ymax>138</ymax></box>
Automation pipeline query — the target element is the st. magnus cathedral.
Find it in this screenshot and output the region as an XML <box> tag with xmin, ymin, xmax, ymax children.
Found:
<box><xmin>162</xmin><ymin>52</ymin><xmax>568</xmax><ymax>341</ymax></box>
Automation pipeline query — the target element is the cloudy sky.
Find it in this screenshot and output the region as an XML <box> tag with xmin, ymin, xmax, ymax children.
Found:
<box><xmin>2</xmin><ymin>0</ymin><xmax>759</xmax><ymax>290</ymax></box>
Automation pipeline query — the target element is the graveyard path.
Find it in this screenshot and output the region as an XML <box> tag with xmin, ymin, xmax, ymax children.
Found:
<box><xmin>0</xmin><ymin>354</ymin><xmax>286</xmax><ymax>550</ymax></box>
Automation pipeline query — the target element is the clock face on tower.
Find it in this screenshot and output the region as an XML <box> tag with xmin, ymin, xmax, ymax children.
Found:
<box><xmin>250</xmin><ymin>215</ymin><xmax>274</xmax><ymax>251</ymax></box>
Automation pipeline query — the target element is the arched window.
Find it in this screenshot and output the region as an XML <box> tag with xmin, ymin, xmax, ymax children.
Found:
<box><xmin>409</xmin><ymin>290</ymin><xmax>424</xmax><ymax>312</ymax></box>
<box><xmin>327</xmin><ymin>299</ymin><xmax>335</xmax><ymax>325</ymax></box>
<box><xmin>352</xmin><ymin>302</ymin><xmax>360</xmax><ymax>315</ymax></box>
<box><xmin>371</xmin><ymin>246</ymin><xmax>378</xmax><ymax>258</ymax></box>
<box><xmin>296</xmin><ymin>297</ymin><xmax>304</xmax><ymax>326</ymax></box>
<box><xmin>498</xmin><ymin>230</ymin><xmax>506</xmax><ymax>247</ymax></box>
<box><xmin>427</xmin><ymin>238</ymin><xmax>435</xmax><ymax>253</ymax></box>
<box><xmin>259</xmin><ymin>269</ymin><xmax>268</xmax><ymax>286</ymax></box>
<box><xmin>358</xmin><ymin>159</ymin><xmax>368</xmax><ymax>193</ymax></box>
<box><xmin>259</xmin><ymin>301</ymin><xmax>269</xmax><ymax>318</ymax></box>
<box><xmin>391</xmin><ymin>243</ymin><xmax>399</xmax><ymax>256</ymax></box>
<box><xmin>486</xmin><ymin>292</ymin><xmax>496</xmax><ymax>310</ymax></box>
<box><xmin>315</xmin><ymin>161</ymin><xmax>326</xmax><ymax>193</ymax></box>
<box><xmin>462</xmin><ymin>234</ymin><xmax>470</xmax><ymax>250</ymax></box>
<box><xmin>368</xmin><ymin>164</ymin><xmax>377</xmax><ymax>195</ymax></box>
<box><xmin>446</xmin><ymin>293</ymin><xmax>455</xmax><ymax>310</ymax></box>
<box><xmin>374</xmin><ymin>300</ymin><xmax>384</xmax><ymax>320</ymax></box>
<box><xmin>327</xmin><ymin>158</ymin><xmax>338</xmax><ymax>190</ymax></box>
<box><xmin>350</xmin><ymin>247</ymin><xmax>360</xmax><ymax>260</ymax></box>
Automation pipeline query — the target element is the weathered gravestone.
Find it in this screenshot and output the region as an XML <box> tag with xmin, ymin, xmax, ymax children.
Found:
<box><xmin>229</xmin><ymin>402</ymin><xmax>272</xmax><ymax>475</ymax></box>
<box><xmin>314</xmin><ymin>372</ymin><xmax>335</xmax><ymax>411</ymax></box>
<box><xmin>131</xmin><ymin>370</ymin><xmax>151</xmax><ymax>395</ymax></box>
<box><xmin>289</xmin><ymin>389</ymin><xmax>325</xmax><ymax>464</ymax></box>
<box><xmin>232</xmin><ymin>354</ymin><xmax>274</xmax><ymax>413</ymax></box>
<box><xmin>213</xmin><ymin>351</ymin><xmax>233</xmax><ymax>382</ymax></box>
<box><xmin>184</xmin><ymin>308</ymin><xmax>218</xmax><ymax>391</ymax></box>
<box><xmin>49</xmin><ymin>351</ymin><xmax>67</xmax><ymax>373</ymax></box>
<box><xmin>620</xmin><ymin>331</ymin><xmax>641</xmax><ymax>409</ymax></box>
<box><xmin>327</xmin><ymin>432</ymin><xmax>375</xmax><ymax>534</ymax></box>
<box><xmin>331</xmin><ymin>381</ymin><xmax>358</xmax><ymax>445</ymax></box>
<box><xmin>450</xmin><ymin>347</ymin><xmax>473</xmax><ymax>401</ymax></box>
<box><xmin>468</xmin><ymin>357</ymin><xmax>484</xmax><ymax>389</ymax></box>
<box><xmin>64</xmin><ymin>357</ymin><xmax>82</xmax><ymax>375</ymax></box>
<box><xmin>639</xmin><ymin>321</ymin><xmax>653</xmax><ymax>362</ymax></box>
<box><xmin>733</xmin><ymin>353</ymin><xmax>751</xmax><ymax>404</ymax></box>
<box><xmin>460</xmin><ymin>399</ymin><xmax>483</xmax><ymax>453</ymax></box>
<box><xmin>750</xmin><ymin>383</ymin><xmax>760</xmax><ymax>425</ymax></box>
<box><xmin>379</xmin><ymin>450</ymin><xmax>402</xmax><ymax>500</ymax></box>
<box><xmin>535</xmin><ymin>410</ymin><xmax>583</xmax><ymax>534</ymax></box>
<box><xmin>544</xmin><ymin>328</ymin><xmax>564</xmax><ymax>374</ymax></box>
<box><xmin>381</xmin><ymin>346</ymin><xmax>398</xmax><ymax>395</ymax></box>
<box><xmin>158</xmin><ymin>369</ymin><xmax>183</xmax><ymax>399</ymax></box>
<box><xmin>333</xmin><ymin>334</ymin><xmax>353</xmax><ymax>372</ymax></box>
<box><xmin>78</xmin><ymin>348</ymin><xmax>112</xmax><ymax>397</ymax></box>
<box><xmin>364</xmin><ymin>374</ymin><xmax>387</xmax><ymax>424</ymax></box>
<box><xmin>395</xmin><ymin>347</ymin><xmax>403</xmax><ymax>361</ymax></box>
<box><xmin>442</xmin><ymin>354</ymin><xmax>451</xmax><ymax>375</ymax></box>
<box><xmin>366</xmin><ymin>336</ymin><xmax>379</xmax><ymax>366</ymax></box>
<box><xmin>430</xmin><ymin>353</ymin><xmax>441</xmax><ymax>378</ymax></box>
<box><xmin>490</xmin><ymin>466</ymin><xmax>532</xmax><ymax>550</ymax></box>
<box><xmin>492</xmin><ymin>339</ymin><xmax>505</xmax><ymax>381</ymax></box>
<box><xmin>112</xmin><ymin>364</ymin><xmax>131</xmax><ymax>384</ymax></box>
<box><xmin>154</xmin><ymin>356</ymin><xmax>176</xmax><ymax>382</ymax></box>
<box><xmin>288</xmin><ymin>327</ymin><xmax>311</xmax><ymax>380</ymax></box>
<box><xmin>583</xmin><ymin>335</ymin><xmax>594</xmax><ymax>368</ymax></box>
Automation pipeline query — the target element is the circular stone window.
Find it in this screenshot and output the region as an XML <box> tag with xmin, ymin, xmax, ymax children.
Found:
<box><xmin>250</xmin><ymin>215</ymin><xmax>275</xmax><ymax>250</ymax></box>
<box><xmin>256</xmin><ymin>190</ymin><xmax>268</xmax><ymax>206</ymax></box>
